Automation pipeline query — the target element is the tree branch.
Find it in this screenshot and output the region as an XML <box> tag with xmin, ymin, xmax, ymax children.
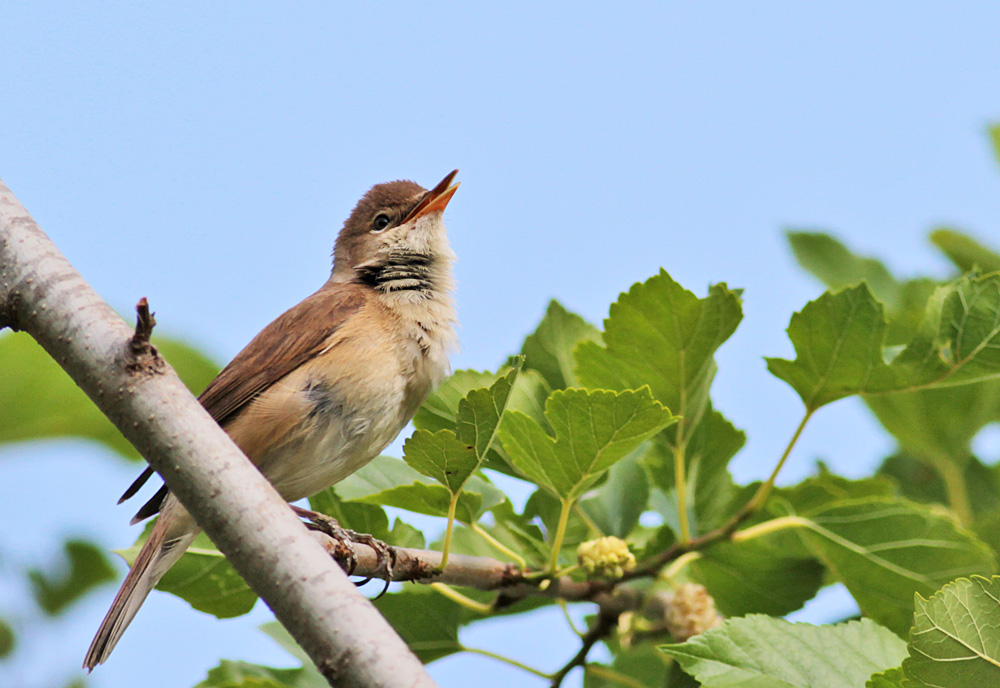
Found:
<box><xmin>0</xmin><ymin>178</ymin><xmax>437</xmax><ymax>688</ymax></box>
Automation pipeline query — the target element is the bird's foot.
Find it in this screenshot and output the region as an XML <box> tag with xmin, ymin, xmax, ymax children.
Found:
<box><xmin>291</xmin><ymin>505</ymin><xmax>395</xmax><ymax>595</ymax></box>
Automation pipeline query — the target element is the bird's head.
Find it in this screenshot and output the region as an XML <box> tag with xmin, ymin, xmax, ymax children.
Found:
<box><xmin>332</xmin><ymin>170</ymin><xmax>459</xmax><ymax>284</ymax></box>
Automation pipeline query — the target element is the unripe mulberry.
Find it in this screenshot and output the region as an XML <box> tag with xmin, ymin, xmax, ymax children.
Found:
<box><xmin>576</xmin><ymin>537</ymin><xmax>636</xmax><ymax>579</ymax></box>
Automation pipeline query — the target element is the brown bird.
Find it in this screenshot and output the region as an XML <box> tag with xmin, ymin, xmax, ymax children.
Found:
<box><xmin>84</xmin><ymin>171</ymin><xmax>460</xmax><ymax>669</ymax></box>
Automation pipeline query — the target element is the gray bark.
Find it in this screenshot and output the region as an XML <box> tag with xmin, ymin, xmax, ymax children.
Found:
<box><xmin>0</xmin><ymin>178</ymin><xmax>438</xmax><ymax>688</ymax></box>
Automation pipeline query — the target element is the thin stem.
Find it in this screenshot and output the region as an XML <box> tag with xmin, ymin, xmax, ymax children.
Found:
<box><xmin>574</xmin><ymin>503</ymin><xmax>604</xmax><ymax>539</ymax></box>
<box><xmin>471</xmin><ymin>521</ymin><xmax>527</xmax><ymax>569</ymax></box>
<box><xmin>430</xmin><ymin>582</ymin><xmax>493</xmax><ymax>614</ymax></box>
<box><xmin>675</xmin><ymin>351</ymin><xmax>691</xmax><ymax>544</ymax></box>
<box><xmin>731</xmin><ymin>515</ymin><xmax>809</xmax><ymax>542</ymax></box>
<box><xmin>747</xmin><ymin>409</ymin><xmax>813</xmax><ymax>511</ymax></box>
<box><xmin>937</xmin><ymin>460</ymin><xmax>973</xmax><ymax>525</ymax></box>
<box><xmin>557</xmin><ymin>599</ymin><xmax>586</xmax><ymax>637</ymax></box>
<box><xmin>438</xmin><ymin>491</ymin><xmax>460</xmax><ymax>570</ymax></box>
<box><xmin>661</xmin><ymin>551</ymin><xmax>702</xmax><ymax>582</ymax></box>
<box><xmin>548</xmin><ymin>498</ymin><xmax>575</xmax><ymax>573</ymax></box>
<box><xmin>584</xmin><ymin>665</ymin><xmax>649</xmax><ymax>688</ymax></box>
<box><xmin>460</xmin><ymin>646</ymin><xmax>553</xmax><ymax>679</ymax></box>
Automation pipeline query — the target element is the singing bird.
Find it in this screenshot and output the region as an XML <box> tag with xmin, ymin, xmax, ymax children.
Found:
<box><xmin>84</xmin><ymin>171</ymin><xmax>460</xmax><ymax>669</ymax></box>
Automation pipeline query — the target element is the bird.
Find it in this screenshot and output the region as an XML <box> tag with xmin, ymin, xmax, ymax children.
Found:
<box><xmin>83</xmin><ymin>170</ymin><xmax>460</xmax><ymax>670</ymax></box>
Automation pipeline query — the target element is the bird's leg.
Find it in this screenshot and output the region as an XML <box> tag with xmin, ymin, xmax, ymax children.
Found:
<box><xmin>290</xmin><ymin>505</ymin><xmax>395</xmax><ymax>592</ymax></box>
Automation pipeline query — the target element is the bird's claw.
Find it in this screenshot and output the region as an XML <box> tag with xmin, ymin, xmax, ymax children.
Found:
<box><xmin>294</xmin><ymin>506</ymin><xmax>394</xmax><ymax>593</ymax></box>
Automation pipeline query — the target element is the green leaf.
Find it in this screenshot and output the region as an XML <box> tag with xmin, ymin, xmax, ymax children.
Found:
<box><xmin>788</xmin><ymin>231</ymin><xmax>900</xmax><ymax>302</ymax></box>
<box><xmin>865</xmin><ymin>382</ymin><xmax>1000</xmax><ymax>469</ymax></box>
<box><xmin>871</xmin><ymin>273</ymin><xmax>1000</xmax><ymax>391</ymax></box>
<box><xmin>877</xmin><ymin>454</ymin><xmax>1000</xmax><ymax>517</ymax></box>
<box><xmin>576</xmin><ymin>269</ymin><xmax>742</xmax><ymax>434</ymax></box>
<box><xmin>776</xmin><ymin>465</ymin><xmax>897</xmax><ymax>515</ymax></box>
<box><xmin>404</xmin><ymin>364</ymin><xmax>521</xmax><ymax>494</ymax></box>
<box><xmin>521</xmin><ymin>300</ymin><xmax>602</xmax><ymax>389</ymax></box>
<box><xmin>335</xmin><ymin>455</ymin><xmax>504</xmax><ymax>521</ymax></box>
<box><xmin>930</xmin><ymin>228</ymin><xmax>1000</xmax><ymax>274</ymax></box>
<box><xmin>403</xmin><ymin>430</ymin><xmax>477</xmax><ymax>493</ymax></box>
<box><xmin>498</xmin><ymin>387</ymin><xmax>676</xmax><ymax>500</ymax></box>
<box><xmin>661</xmin><ymin>616</ymin><xmax>907</xmax><ymax>688</ymax></box>
<box><xmin>766</xmin><ymin>283</ymin><xmax>889</xmax><ymax>410</ymax></box>
<box><xmin>902</xmin><ymin>575</ymin><xmax>1000</xmax><ymax>687</ymax></box>
<box><xmin>0</xmin><ymin>331</ymin><xmax>218</xmax><ymax>460</ymax></box>
<box><xmin>118</xmin><ymin>525</ymin><xmax>256</xmax><ymax>619</ymax></box>
<box><xmin>689</xmin><ymin>536</ymin><xmax>825</xmax><ymax>617</ymax></box>
<box><xmin>787</xmin><ymin>231</ymin><xmax>1000</xmax><ymax>467</ymax></box>
<box><xmin>0</xmin><ymin>617</ymin><xmax>14</xmax><ymax>659</ymax></box>
<box><xmin>196</xmin><ymin>660</ymin><xmax>323</xmax><ymax>688</ymax></box>
<box><xmin>867</xmin><ymin>667</ymin><xmax>905</xmax><ymax>688</ymax></box>
<box><xmin>457</xmin><ymin>363</ymin><xmax>520</xmax><ymax>460</ymax></box>
<box><xmin>28</xmin><ymin>539</ymin><xmax>116</xmax><ymax>615</ymax></box>
<box><xmin>580</xmin><ymin>449</ymin><xmax>650</xmax><ymax>538</ymax></box>
<box><xmin>797</xmin><ymin>497</ymin><xmax>996</xmax><ymax>635</ymax></box>
<box><xmin>413</xmin><ymin>369</ymin><xmax>501</xmax><ymax>433</ymax></box>
<box><xmin>372</xmin><ymin>587</ymin><xmax>468</xmax><ymax>663</ymax></box>
<box><xmin>786</xmin><ymin>231</ymin><xmax>936</xmax><ymax>345</ymax></box>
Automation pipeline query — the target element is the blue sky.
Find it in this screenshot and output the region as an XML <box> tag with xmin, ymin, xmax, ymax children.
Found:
<box><xmin>2</xmin><ymin>3</ymin><xmax>1000</xmax><ymax>687</ymax></box>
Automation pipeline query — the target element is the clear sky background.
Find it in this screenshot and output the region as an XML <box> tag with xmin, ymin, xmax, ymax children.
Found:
<box><xmin>2</xmin><ymin>3</ymin><xmax>1000</xmax><ymax>688</ymax></box>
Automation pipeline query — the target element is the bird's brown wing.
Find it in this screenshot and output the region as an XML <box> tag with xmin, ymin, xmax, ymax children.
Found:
<box><xmin>123</xmin><ymin>282</ymin><xmax>368</xmax><ymax>521</ymax></box>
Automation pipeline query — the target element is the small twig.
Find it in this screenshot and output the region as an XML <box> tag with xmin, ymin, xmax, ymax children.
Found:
<box><xmin>130</xmin><ymin>297</ymin><xmax>156</xmax><ymax>352</ymax></box>
<box><xmin>126</xmin><ymin>297</ymin><xmax>164</xmax><ymax>374</ymax></box>
<box><xmin>549</xmin><ymin>612</ymin><xmax>618</xmax><ymax>687</ymax></box>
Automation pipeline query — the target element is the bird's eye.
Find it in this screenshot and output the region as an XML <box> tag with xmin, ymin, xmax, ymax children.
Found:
<box><xmin>372</xmin><ymin>214</ymin><xmax>392</xmax><ymax>232</ymax></box>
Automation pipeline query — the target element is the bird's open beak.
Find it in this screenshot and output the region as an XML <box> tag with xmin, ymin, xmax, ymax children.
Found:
<box><xmin>404</xmin><ymin>170</ymin><xmax>460</xmax><ymax>223</ymax></box>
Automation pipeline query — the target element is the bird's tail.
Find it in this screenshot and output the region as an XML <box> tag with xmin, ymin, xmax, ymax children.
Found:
<box><xmin>83</xmin><ymin>502</ymin><xmax>197</xmax><ymax>670</ymax></box>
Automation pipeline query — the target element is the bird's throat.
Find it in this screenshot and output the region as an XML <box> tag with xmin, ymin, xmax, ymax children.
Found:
<box><xmin>358</xmin><ymin>250</ymin><xmax>438</xmax><ymax>294</ymax></box>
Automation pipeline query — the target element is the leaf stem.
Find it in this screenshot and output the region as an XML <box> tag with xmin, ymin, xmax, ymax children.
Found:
<box><xmin>471</xmin><ymin>521</ymin><xmax>527</xmax><ymax>569</ymax></box>
<box><xmin>747</xmin><ymin>409</ymin><xmax>813</xmax><ymax>511</ymax></box>
<box><xmin>661</xmin><ymin>551</ymin><xmax>702</xmax><ymax>582</ymax></box>
<box><xmin>574</xmin><ymin>503</ymin><xmax>604</xmax><ymax>539</ymax></box>
<box><xmin>731</xmin><ymin>515</ymin><xmax>810</xmax><ymax>542</ymax></box>
<box><xmin>548</xmin><ymin>498</ymin><xmax>575</xmax><ymax>573</ymax></box>
<box><xmin>430</xmin><ymin>582</ymin><xmax>493</xmax><ymax>614</ymax></box>
<box><xmin>584</xmin><ymin>665</ymin><xmax>649</xmax><ymax>688</ymax></box>
<box><xmin>460</xmin><ymin>646</ymin><xmax>553</xmax><ymax>679</ymax></box>
<box><xmin>675</xmin><ymin>351</ymin><xmax>691</xmax><ymax>544</ymax></box>
<box><xmin>937</xmin><ymin>460</ymin><xmax>973</xmax><ymax>525</ymax></box>
<box><xmin>438</xmin><ymin>491</ymin><xmax>460</xmax><ymax>570</ymax></box>
<box><xmin>557</xmin><ymin>599</ymin><xmax>586</xmax><ymax>637</ymax></box>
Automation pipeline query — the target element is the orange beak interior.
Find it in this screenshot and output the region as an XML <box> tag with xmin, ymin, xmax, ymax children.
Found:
<box><xmin>404</xmin><ymin>169</ymin><xmax>460</xmax><ymax>223</ymax></box>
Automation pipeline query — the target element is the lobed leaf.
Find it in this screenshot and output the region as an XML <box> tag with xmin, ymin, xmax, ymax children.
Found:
<box><xmin>403</xmin><ymin>430</ymin><xmax>477</xmax><ymax>494</ymax></box>
<box><xmin>575</xmin><ymin>269</ymin><xmax>742</xmax><ymax>432</ymax></box>
<box><xmin>28</xmin><ymin>539</ymin><xmax>116</xmax><ymax>615</ymax></box>
<box><xmin>766</xmin><ymin>283</ymin><xmax>889</xmax><ymax>410</ymax></box>
<box><xmin>521</xmin><ymin>300</ymin><xmax>602</xmax><ymax>390</ymax></box>
<box><xmin>498</xmin><ymin>387</ymin><xmax>676</xmax><ymax>500</ymax></box>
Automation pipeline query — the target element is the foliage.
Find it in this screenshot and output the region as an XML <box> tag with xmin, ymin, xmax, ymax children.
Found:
<box><xmin>5</xmin><ymin>130</ymin><xmax>1000</xmax><ymax>687</ymax></box>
